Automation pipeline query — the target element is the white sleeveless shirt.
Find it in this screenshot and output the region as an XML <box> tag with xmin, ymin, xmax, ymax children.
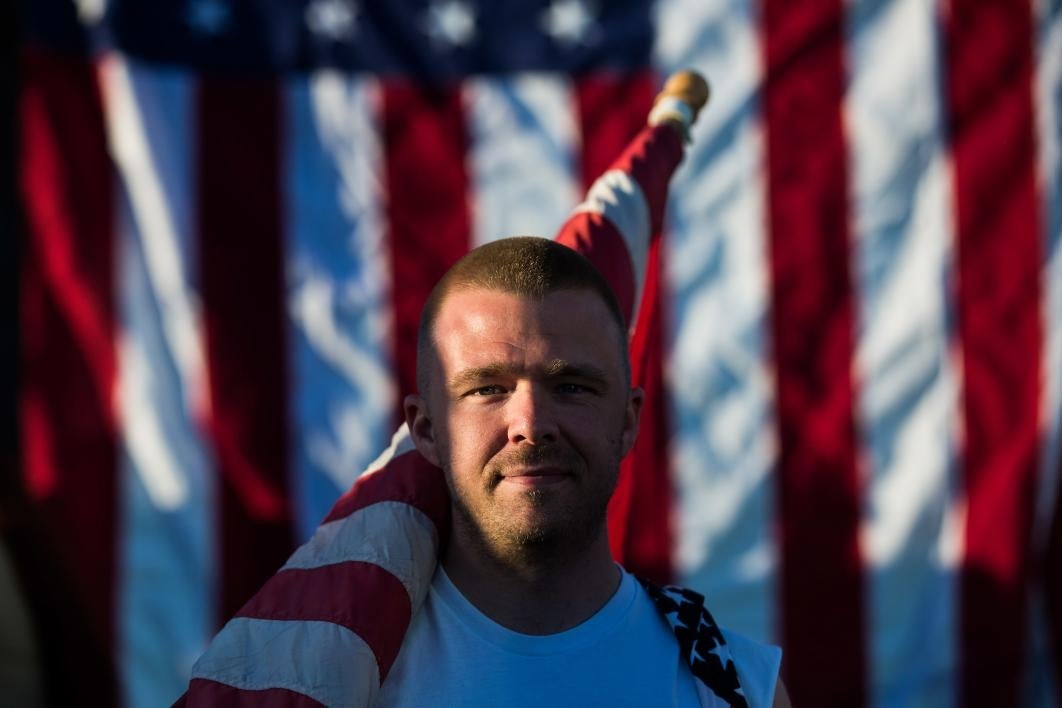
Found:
<box><xmin>374</xmin><ymin>567</ymin><xmax>780</xmax><ymax>707</ymax></box>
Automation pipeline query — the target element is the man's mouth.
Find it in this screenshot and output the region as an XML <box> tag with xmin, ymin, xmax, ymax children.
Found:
<box><xmin>499</xmin><ymin>467</ymin><xmax>571</xmax><ymax>487</ymax></box>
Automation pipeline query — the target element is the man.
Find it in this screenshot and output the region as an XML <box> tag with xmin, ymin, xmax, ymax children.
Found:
<box><xmin>372</xmin><ymin>237</ymin><xmax>789</xmax><ymax>707</ymax></box>
<box><xmin>183</xmin><ymin>71</ymin><xmax>790</xmax><ymax>707</ymax></box>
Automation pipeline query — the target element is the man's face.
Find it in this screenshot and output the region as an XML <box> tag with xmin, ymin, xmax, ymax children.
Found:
<box><xmin>407</xmin><ymin>287</ymin><xmax>642</xmax><ymax>558</ymax></box>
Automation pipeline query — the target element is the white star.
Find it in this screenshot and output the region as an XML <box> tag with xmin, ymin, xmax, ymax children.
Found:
<box><xmin>305</xmin><ymin>0</ymin><xmax>358</xmax><ymax>41</ymax></box>
<box><xmin>75</xmin><ymin>0</ymin><xmax>106</xmax><ymax>24</ymax></box>
<box><xmin>185</xmin><ymin>0</ymin><xmax>230</xmax><ymax>35</ymax></box>
<box><xmin>541</xmin><ymin>0</ymin><xmax>596</xmax><ymax>46</ymax></box>
<box><xmin>424</xmin><ymin>0</ymin><xmax>476</xmax><ymax>47</ymax></box>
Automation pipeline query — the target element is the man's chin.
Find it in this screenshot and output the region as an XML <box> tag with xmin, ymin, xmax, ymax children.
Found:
<box><xmin>453</xmin><ymin>489</ymin><xmax>609</xmax><ymax>561</ymax></box>
<box><xmin>484</xmin><ymin>504</ymin><xmax>568</xmax><ymax>549</ymax></box>
<box><xmin>495</xmin><ymin>511</ymin><xmax>562</xmax><ymax>547</ymax></box>
<box><xmin>495</xmin><ymin>512</ymin><xmax>592</xmax><ymax>553</ymax></box>
<box><xmin>505</xmin><ymin>526</ymin><xmax>553</xmax><ymax>548</ymax></box>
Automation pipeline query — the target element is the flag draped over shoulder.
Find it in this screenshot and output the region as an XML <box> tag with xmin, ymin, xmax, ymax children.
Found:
<box><xmin>11</xmin><ymin>1</ymin><xmax>1062</xmax><ymax>707</ymax></box>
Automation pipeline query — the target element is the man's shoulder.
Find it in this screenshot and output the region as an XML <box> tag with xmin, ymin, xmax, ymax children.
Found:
<box><xmin>635</xmin><ymin>576</ymin><xmax>782</xmax><ymax>708</ymax></box>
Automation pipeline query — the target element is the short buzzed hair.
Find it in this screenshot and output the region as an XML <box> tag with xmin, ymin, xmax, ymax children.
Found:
<box><xmin>416</xmin><ymin>237</ymin><xmax>629</xmax><ymax>393</ymax></box>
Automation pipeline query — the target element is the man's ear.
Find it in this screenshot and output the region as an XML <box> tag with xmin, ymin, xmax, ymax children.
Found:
<box><xmin>404</xmin><ymin>393</ymin><xmax>441</xmax><ymax>467</ymax></box>
<box><xmin>620</xmin><ymin>386</ymin><xmax>644</xmax><ymax>457</ymax></box>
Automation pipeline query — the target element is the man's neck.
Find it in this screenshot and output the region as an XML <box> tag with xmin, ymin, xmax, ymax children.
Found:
<box><xmin>441</xmin><ymin>525</ymin><xmax>621</xmax><ymax>636</ymax></box>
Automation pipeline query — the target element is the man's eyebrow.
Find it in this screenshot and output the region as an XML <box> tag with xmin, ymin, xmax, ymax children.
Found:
<box><xmin>448</xmin><ymin>364</ymin><xmax>518</xmax><ymax>391</ymax></box>
<box><xmin>447</xmin><ymin>360</ymin><xmax>611</xmax><ymax>391</ymax></box>
<box><xmin>541</xmin><ymin>360</ymin><xmax>610</xmax><ymax>388</ymax></box>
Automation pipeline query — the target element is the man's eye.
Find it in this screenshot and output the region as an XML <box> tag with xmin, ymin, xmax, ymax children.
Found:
<box><xmin>470</xmin><ymin>385</ymin><xmax>505</xmax><ymax>396</ymax></box>
<box><xmin>556</xmin><ymin>382</ymin><xmax>592</xmax><ymax>395</ymax></box>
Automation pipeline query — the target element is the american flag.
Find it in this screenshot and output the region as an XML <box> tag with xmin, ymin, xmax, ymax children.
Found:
<box><xmin>10</xmin><ymin>0</ymin><xmax>1062</xmax><ymax>706</ymax></box>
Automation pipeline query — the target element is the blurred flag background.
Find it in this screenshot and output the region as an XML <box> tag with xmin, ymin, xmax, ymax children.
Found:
<box><xmin>2</xmin><ymin>0</ymin><xmax>1061</xmax><ymax>706</ymax></box>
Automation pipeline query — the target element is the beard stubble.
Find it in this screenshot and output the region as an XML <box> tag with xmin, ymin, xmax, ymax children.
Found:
<box><xmin>450</xmin><ymin>442</ymin><xmax>619</xmax><ymax>564</ymax></box>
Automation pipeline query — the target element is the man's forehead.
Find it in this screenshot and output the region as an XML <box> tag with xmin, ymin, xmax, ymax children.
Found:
<box><xmin>434</xmin><ymin>286</ymin><xmax>613</xmax><ymax>323</ymax></box>
<box><xmin>432</xmin><ymin>287</ymin><xmax>620</xmax><ymax>349</ymax></box>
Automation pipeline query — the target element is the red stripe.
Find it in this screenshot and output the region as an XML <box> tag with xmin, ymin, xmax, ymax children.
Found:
<box><xmin>382</xmin><ymin>81</ymin><xmax>471</xmax><ymax>406</ymax></box>
<box><xmin>324</xmin><ymin>451</ymin><xmax>451</xmax><ymax>534</ymax></box>
<box><xmin>608</xmin><ymin>125</ymin><xmax>684</xmax><ymax>236</ymax></box>
<box><xmin>574</xmin><ymin>73</ymin><xmax>674</xmax><ymax>585</ymax></box>
<box><xmin>617</xmin><ymin>236</ymin><xmax>673</xmax><ymax>585</ymax></box>
<box><xmin>944</xmin><ymin>1</ymin><xmax>1045</xmax><ymax>704</ymax></box>
<box><xmin>197</xmin><ymin>78</ymin><xmax>295</xmax><ymax>624</ymax></box>
<box><xmin>606</xmin><ymin>125</ymin><xmax>684</xmax><ymax>580</ymax></box>
<box><xmin>574</xmin><ymin>75</ymin><xmax>656</xmax><ymax>188</ymax></box>
<box><xmin>554</xmin><ymin>124</ymin><xmax>685</xmax><ymax>329</ymax></box>
<box><xmin>237</xmin><ymin>561</ymin><xmax>412</xmax><ymax>681</ymax></box>
<box><xmin>761</xmin><ymin>1</ymin><xmax>866</xmax><ymax>704</ymax></box>
<box><xmin>183</xmin><ymin>680</ymin><xmax>325</xmax><ymax>707</ymax></box>
<box><xmin>17</xmin><ymin>48</ymin><xmax>119</xmax><ymax>703</ymax></box>
<box><xmin>554</xmin><ymin>213</ymin><xmax>637</xmax><ymax>325</ymax></box>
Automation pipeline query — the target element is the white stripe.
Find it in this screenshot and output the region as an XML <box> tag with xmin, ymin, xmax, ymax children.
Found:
<box><xmin>362</xmin><ymin>423</ymin><xmax>418</xmax><ymax>477</ymax></box>
<box><xmin>464</xmin><ymin>74</ymin><xmax>580</xmax><ymax>247</ymax></box>
<box><xmin>98</xmin><ymin>60</ymin><xmax>209</xmax><ymax>430</ymax></box>
<box><xmin>75</xmin><ymin>0</ymin><xmax>106</xmax><ymax>23</ymax></box>
<box><xmin>285</xmin><ymin>72</ymin><xmax>396</xmax><ymax>540</ymax></box>
<box><xmin>653</xmin><ymin>0</ymin><xmax>779</xmax><ymax>645</ymax></box>
<box><xmin>1034</xmin><ymin>0</ymin><xmax>1062</xmax><ymax>565</ymax></box>
<box><xmin>1029</xmin><ymin>0</ymin><xmax>1062</xmax><ymax>703</ymax></box>
<box><xmin>573</xmin><ymin>169</ymin><xmax>651</xmax><ymax>314</ymax></box>
<box><xmin>283</xmin><ymin>501</ymin><xmax>439</xmax><ymax>607</ymax></box>
<box><xmin>101</xmin><ymin>56</ymin><xmax>215</xmax><ymax>706</ymax></box>
<box><xmin>846</xmin><ymin>3</ymin><xmax>960</xmax><ymax>706</ymax></box>
<box><xmin>191</xmin><ymin>617</ymin><xmax>379</xmax><ymax>708</ymax></box>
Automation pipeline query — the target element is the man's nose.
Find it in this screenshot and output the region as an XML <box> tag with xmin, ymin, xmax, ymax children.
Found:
<box><xmin>507</xmin><ymin>384</ymin><xmax>559</xmax><ymax>445</ymax></box>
